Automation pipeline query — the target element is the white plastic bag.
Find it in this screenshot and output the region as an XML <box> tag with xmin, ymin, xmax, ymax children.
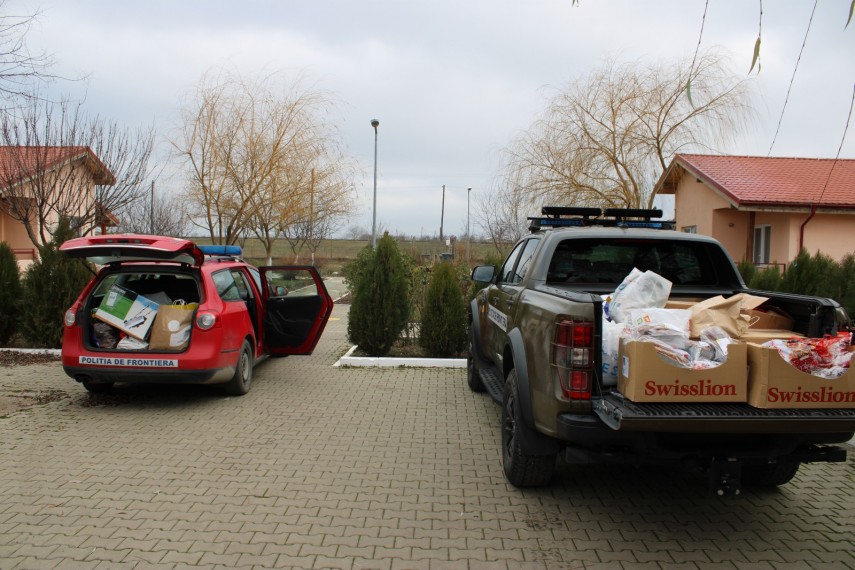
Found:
<box><xmin>609</xmin><ymin>269</ymin><xmax>672</xmax><ymax>323</ymax></box>
<box><xmin>628</xmin><ymin>308</ymin><xmax>691</xmax><ymax>335</ymax></box>
<box><xmin>601</xmin><ymin>317</ymin><xmax>625</xmax><ymax>387</ymax></box>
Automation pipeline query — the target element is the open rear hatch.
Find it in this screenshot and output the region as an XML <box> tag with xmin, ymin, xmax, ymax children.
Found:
<box><xmin>594</xmin><ymin>392</ymin><xmax>855</xmax><ymax>433</ymax></box>
<box><xmin>59</xmin><ymin>234</ymin><xmax>204</xmax><ymax>266</ymax></box>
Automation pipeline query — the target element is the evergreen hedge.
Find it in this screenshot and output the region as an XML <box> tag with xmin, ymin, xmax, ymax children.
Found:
<box><xmin>19</xmin><ymin>221</ymin><xmax>93</xmax><ymax>348</ymax></box>
<box><xmin>0</xmin><ymin>242</ymin><xmax>21</xmax><ymax>344</ymax></box>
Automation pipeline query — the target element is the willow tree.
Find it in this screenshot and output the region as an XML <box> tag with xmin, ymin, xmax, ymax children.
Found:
<box><xmin>500</xmin><ymin>50</ymin><xmax>754</xmax><ymax>210</ymax></box>
<box><xmin>174</xmin><ymin>70</ymin><xmax>353</xmax><ymax>256</ymax></box>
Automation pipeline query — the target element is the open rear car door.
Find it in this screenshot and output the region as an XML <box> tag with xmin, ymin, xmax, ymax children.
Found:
<box><xmin>260</xmin><ymin>266</ymin><xmax>334</xmax><ymax>355</ymax></box>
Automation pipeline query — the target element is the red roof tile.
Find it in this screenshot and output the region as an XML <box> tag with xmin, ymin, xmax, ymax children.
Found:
<box><xmin>671</xmin><ymin>154</ymin><xmax>855</xmax><ymax>209</ymax></box>
<box><xmin>0</xmin><ymin>146</ymin><xmax>115</xmax><ymax>186</ymax></box>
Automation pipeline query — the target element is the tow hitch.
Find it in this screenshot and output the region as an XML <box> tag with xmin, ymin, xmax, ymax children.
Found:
<box><xmin>710</xmin><ymin>458</ymin><xmax>741</xmax><ymax>496</ymax></box>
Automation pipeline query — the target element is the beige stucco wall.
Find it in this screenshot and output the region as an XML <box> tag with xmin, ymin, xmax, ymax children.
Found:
<box><xmin>800</xmin><ymin>213</ymin><xmax>855</xmax><ymax>262</ymax></box>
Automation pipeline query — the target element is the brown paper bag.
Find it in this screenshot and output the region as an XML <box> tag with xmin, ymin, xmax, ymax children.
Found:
<box><xmin>148</xmin><ymin>303</ymin><xmax>198</xmax><ymax>351</ymax></box>
<box><xmin>690</xmin><ymin>294</ymin><xmax>765</xmax><ymax>338</ymax></box>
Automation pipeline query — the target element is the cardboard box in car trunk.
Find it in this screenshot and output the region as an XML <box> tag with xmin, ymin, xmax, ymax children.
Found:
<box><xmin>618</xmin><ymin>339</ymin><xmax>747</xmax><ymax>403</ymax></box>
<box><xmin>93</xmin><ymin>284</ymin><xmax>160</xmax><ymax>340</ymax></box>
<box><xmin>747</xmin><ymin>307</ymin><xmax>794</xmax><ymax>331</ymax></box>
<box><xmin>747</xmin><ymin>343</ymin><xmax>855</xmax><ymax>408</ymax></box>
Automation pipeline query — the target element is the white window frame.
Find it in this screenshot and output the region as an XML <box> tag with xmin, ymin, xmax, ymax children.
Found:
<box><xmin>753</xmin><ymin>225</ymin><xmax>772</xmax><ymax>265</ymax></box>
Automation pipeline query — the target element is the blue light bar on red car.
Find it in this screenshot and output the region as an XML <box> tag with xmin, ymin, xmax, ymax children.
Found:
<box><xmin>199</xmin><ymin>245</ymin><xmax>242</xmax><ymax>257</ymax></box>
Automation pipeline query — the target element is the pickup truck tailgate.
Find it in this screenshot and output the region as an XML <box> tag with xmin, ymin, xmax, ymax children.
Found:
<box><xmin>594</xmin><ymin>393</ymin><xmax>855</xmax><ymax>433</ymax></box>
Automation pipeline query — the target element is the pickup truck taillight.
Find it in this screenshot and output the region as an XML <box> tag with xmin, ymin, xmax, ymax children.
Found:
<box><xmin>552</xmin><ymin>319</ymin><xmax>593</xmax><ymax>400</ymax></box>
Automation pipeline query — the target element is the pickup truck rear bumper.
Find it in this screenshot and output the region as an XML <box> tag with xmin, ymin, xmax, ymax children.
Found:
<box><xmin>557</xmin><ymin>405</ymin><xmax>852</xmax><ymax>465</ymax></box>
<box><xmin>593</xmin><ymin>394</ymin><xmax>855</xmax><ymax>434</ymax></box>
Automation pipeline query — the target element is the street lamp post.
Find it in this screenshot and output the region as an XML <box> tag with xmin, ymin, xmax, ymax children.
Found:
<box><xmin>371</xmin><ymin>119</ymin><xmax>380</xmax><ymax>248</ymax></box>
<box><xmin>467</xmin><ymin>187</ymin><xmax>472</xmax><ymax>263</ymax></box>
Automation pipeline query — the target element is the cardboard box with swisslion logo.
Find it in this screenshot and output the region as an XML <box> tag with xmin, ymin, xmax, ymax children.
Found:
<box><xmin>617</xmin><ymin>339</ymin><xmax>747</xmax><ymax>403</ymax></box>
<box><xmin>747</xmin><ymin>343</ymin><xmax>855</xmax><ymax>408</ymax></box>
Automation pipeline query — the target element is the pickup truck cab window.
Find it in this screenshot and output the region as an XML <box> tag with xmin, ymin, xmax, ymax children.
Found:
<box><xmin>498</xmin><ymin>237</ymin><xmax>541</xmax><ymax>284</ymax></box>
<box><xmin>510</xmin><ymin>238</ymin><xmax>540</xmax><ymax>284</ymax></box>
<box><xmin>497</xmin><ymin>241</ymin><xmax>525</xmax><ymax>283</ymax></box>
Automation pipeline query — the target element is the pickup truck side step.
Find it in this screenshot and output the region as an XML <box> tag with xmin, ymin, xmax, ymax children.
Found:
<box><xmin>478</xmin><ymin>367</ymin><xmax>504</xmax><ymax>405</ymax></box>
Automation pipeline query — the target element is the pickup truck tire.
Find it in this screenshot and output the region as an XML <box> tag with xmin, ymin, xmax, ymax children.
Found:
<box><xmin>742</xmin><ymin>460</ymin><xmax>801</xmax><ymax>487</ymax></box>
<box><xmin>467</xmin><ymin>334</ymin><xmax>485</xmax><ymax>392</ymax></box>
<box><xmin>502</xmin><ymin>370</ymin><xmax>556</xmax><ymax>487</ymax></box>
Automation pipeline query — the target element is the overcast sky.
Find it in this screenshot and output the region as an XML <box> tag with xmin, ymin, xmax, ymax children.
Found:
<box><xmin>18</xmin><ymin>0</ymin><xmax>855</xmax><ymax>238</ymax></box>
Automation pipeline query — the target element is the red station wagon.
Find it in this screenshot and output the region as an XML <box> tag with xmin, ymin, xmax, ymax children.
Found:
<box><xmin>60</xmin><ymin>235</ymin><xmax>333</xmax><ymax>395</ymax></box>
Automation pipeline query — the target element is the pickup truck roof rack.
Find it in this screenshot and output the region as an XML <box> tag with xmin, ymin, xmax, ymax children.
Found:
<box><xmin>529</xmin><ymin>207</ymin><xmax>676</xmax><ymax>232</ymax></box>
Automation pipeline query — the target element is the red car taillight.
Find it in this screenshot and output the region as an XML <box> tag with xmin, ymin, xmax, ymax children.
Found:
<box><xmin>552</xmin><ymin>319</ymin><xmax>594</xmax><ymax>400</ymax></box>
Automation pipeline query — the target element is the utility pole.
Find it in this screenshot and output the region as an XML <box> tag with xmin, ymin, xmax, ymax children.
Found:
<box><xmin>439</xmin><ymin>184</ymin><xmax>446</xmax><ymax>243</ymax></box>
<box><xmin>467</xmin><ymin>187</ymin><xmax>472</xmax><ymax>263</ymax></box>
<box><xmin>150</xmin><ymin>181</ymin><xmax>155</xmax><ymax>234</ymax></box>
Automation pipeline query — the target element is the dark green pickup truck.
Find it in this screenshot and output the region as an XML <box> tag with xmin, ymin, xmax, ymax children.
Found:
<box><xmin>469</xmin><ymin>207</ymin><xmax>855</xmax><ymax>495</ymax></box>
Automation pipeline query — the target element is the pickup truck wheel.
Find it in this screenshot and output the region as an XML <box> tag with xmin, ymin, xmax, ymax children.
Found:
<box><xmin>466</xmin><ymin>335</ymin><xmax>485</xmax><ymax>392</ymax></box>
<box><xmin>502</xmin><ymin>370</ymin><xmax>556</xmax><ymax>487</ymax></box>
<box><xmin>742</xmin><ymin>460</ymin><xmax>801</xmax><ymax>487</ymax></box>
<box><xmin>224</xmin><ymin>340</ymin><xmax>253</xmax><ymax>396</ymax></box>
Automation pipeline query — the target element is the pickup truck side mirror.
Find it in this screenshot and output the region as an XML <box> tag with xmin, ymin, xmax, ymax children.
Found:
<box><xmin>472</xmin><ymin>265</ymin><xmax>496</xmax><ymax>283</ymax></box>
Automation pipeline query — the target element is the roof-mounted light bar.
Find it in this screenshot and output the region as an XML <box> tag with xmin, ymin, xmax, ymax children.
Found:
<box><xmin>199</xmin><ymin>245</ymin><xmax>242</xmax><ymax>257</ymax></box>
<box><xmin>529</xmin><ymin>207</ymin><xmax>675</xmax><ymax>232</ymax></box>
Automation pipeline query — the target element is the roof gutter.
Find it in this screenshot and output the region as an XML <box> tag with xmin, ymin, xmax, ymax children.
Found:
<box><xmin>799</xmin><ymin>204</ymin><xmax>817</xmax><ymax>252</ymax></box>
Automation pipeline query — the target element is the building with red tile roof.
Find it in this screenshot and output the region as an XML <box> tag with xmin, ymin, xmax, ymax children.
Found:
<box><xmin>655</xmin><ymin>154</ymin><xmax>855</xmax><ymax>268</ymax></box>
<box><xmin>0</xmin><ymin>146</ymin><xmax>116</xmax><ymax>266</ymax></box>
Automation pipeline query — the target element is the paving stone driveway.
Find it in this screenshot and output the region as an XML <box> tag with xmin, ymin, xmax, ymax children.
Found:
<box><xmin>1</xmin><ymin>304</ymin><xmax>855</xmax><ymax>569</ymax></box>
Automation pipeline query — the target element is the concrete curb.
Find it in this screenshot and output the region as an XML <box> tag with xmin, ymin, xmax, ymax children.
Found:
<box><xmin>333</xmin><ymin>345</ymin><xmax>466</xmax><ymax>368</ymax></box>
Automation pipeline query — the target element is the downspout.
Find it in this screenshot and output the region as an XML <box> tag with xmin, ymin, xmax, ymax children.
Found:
<box><xmin>799</xmin><ymin>204</ymin><xmax>817</xmax><ymax>253</ymax></box>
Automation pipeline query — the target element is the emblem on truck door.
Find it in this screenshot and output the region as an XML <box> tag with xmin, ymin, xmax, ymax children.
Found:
<box><xmin>488</xmin><ymin>305</ymin><xmax>508</xmax><ymax>332</ymax></box>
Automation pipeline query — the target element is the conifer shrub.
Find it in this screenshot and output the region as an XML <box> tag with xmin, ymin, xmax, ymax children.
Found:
<box><xmin>0</xmin><ymin>242</ymin><xmax>21</xmax><ymax>344</ymax></box>
<box><xmin>736</xmin><ymin>259</ymin><xmax>755</xmax><ymax>286</ymax></box>
<box><xmin>837</xmin><ymin>254</ymin><xmax>855</xmax><ymax>319</ymax></box>
<box><xmin>19</xmin><ymin>221</ymin><xmax>92</xmax><ymax>348</ymax></box>
<box><xmin>419</xmin><ymin>261</ymin><xmax>467</xmax><ymax>357</ymax></box>
<box><xmin>748</xmin><ymin>265</ymin><xmax>784</xmax><ymax>292</ymax></box>
<box><xmin>342</xmin><ymin>244</ymin><xmax>374</xmax><ymax>295</ymax></box>
<box><xmin>782</xmin><ymin>249</ymin><xmax>840</xmax><ymax>299</ymax></box>
<box><xmin>347</xmin><ymin>233</ymin><xmax>411</xmax><ymax>356</ymax></box>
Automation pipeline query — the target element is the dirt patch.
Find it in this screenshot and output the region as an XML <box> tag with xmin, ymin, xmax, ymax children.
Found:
<box><xmin>352</xmin><ymin>339</ymin><xmax>466</xmax><ymax>359</ymax></box>
<box><xmin>0</xmin><ymin>389</ymin><xmax>68</xmax><ymax>417</ymax></box>
<box><xmin>0</xmin><ymin>350</ymin><xmax>61</xmax><ymax>367</ymax></box>
<box><xmin>0</xmin><ymin>350</ymin><xmax>66</xmax><ymax>417</ymax></box>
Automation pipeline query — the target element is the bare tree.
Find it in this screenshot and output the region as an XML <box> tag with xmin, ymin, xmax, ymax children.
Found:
<box><xmin>174</xmin><ymin>69</ymin><xmax>355</xmax><ymax>255</ymax></box>
<box><xmin>501</xmin><ymin>51</ymin><xmax>754</xmax><ymax>210</ymax></box>
<box><xmin>0</xmin><ymin>1</ymin><xmax>60</xmax><ymax>111</ymax></box>
<box><xmin>474</xmin><ymin>182</ymin><xmax>534</xmax><ymax>256</ymax></box>
<box><xmin>115</xmin><ymin>187</ymin><xmax>188</xmax><ymax>237</ymax></box>
<box><xmin>0</xmin><ymin>98</ymin><xmax>155</xmax><ymax>251</ymax></box>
